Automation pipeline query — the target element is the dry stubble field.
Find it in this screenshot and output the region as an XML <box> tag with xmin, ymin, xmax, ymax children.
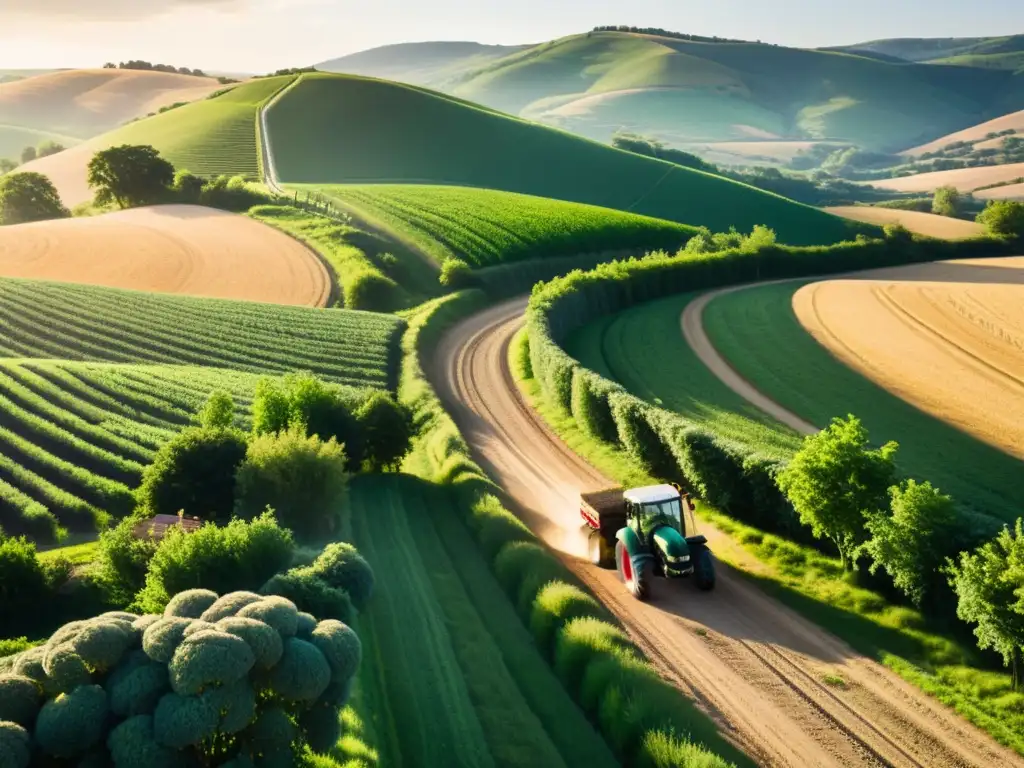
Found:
<box><xmin>823</xmin><ymin>206</ymin><xmax>984</xmax><ymax>239</ymax></box>
<box><xmin>793</xmin><ymin>255</ymin><xmax>1024</xmax><ymax>460</ymax></box>
<box><xmin>0</xmin><ymin>204</ymin><xmax>330</xmax><ymax>306</ymax></box>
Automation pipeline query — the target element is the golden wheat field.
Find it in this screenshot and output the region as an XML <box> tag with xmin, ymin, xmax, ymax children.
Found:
<box><xmin>824</xmin><ymin>206</ymin><xmax>984</xmax><ymax>239</ymax></box>
<box><xmin>868</xmin><ymin>162</ymin><xmax>1024</xmax><ymax>194</ymax></box>
<box><xmin>793</xmin><ymin>256</ymin><xmax>1024</xmax><ymax>459</ymax></box>
<box><xmin>902</xmin><ymin>109</ymin><xmax>1024</xmax><ymax>157</ymax></box>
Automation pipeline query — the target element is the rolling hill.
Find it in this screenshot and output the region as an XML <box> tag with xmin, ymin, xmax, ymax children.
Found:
<box><xmin>18</xmin><ymin>76</ymin><xmax>292</xmax><ymax>207</ymax></box>
<box><xmin>318</xmin><ymin>41</ymin><xmax>528</xmax><ymax>85</ymax></box>
<box><xmin>266</xmin><ymin>73</ymin><xmax>863</xmax><ymax>245</ymax></box>
<box><xmin>867</xmin><ymin>161</ymin><xmax>1024</xmax><ymax>193</ymax></box>
<box><xmin>902</xmin><ymin>108</ymin><xmax>1024</xmax><ymax>156</ymax></box>
<box><xmin>836</xmin><ymin>35</ymin><xmax>1024</xmax><ymax>64</ymax></box>
<box><xmin>320</xmin><ymin>31</ymin><xmax>1024</xmax><ymax>151</ymax></box>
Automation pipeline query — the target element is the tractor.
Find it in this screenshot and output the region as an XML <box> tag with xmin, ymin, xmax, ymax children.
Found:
<box><xmin>580</xmin><ymin>484</ymin><xmax>715</xmax><ymax>600</ymax></box>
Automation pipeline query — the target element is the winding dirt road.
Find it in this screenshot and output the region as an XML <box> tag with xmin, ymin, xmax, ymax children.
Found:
<box><xmin>431</xmin><ymin>297</ymin><xmax>1022</xmax><ymax>768</ymax></box>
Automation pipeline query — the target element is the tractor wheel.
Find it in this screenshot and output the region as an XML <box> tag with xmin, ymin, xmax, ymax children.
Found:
<box><xmin>693</xmin><ymin>546</ymin><xmax>716</xmax><ymax>591</ymax></box>
<box><xmin>616</xmin><ymin>540</ymin><xmax>652</xmax><ymax>601</ymax></box>
<box><xmin>589</xmin><ymin>532</ymin><xmax>614</xmax><ymax>569</ymax></box>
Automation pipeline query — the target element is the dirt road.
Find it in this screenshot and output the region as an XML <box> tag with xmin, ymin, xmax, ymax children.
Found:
<box><xmin>432</xmin><ymin>297</ymin><xmax>1022</xmax><ymax>768</ymax></box>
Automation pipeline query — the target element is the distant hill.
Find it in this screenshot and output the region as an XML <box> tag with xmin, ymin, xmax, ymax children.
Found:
<box><xmin>838</xmin><ymin>35</ymin><xmax>1024</xmax><ymax>65</ymax></box>
<box><xmin>319</xmin><ymin>31</ymin><xmax>1024</xmax><ymax>152</ymax></box>
<box><xmin>902</xmin><ymin>108</ymin><xmax>1024</xmax><ymax>156</ymax></box>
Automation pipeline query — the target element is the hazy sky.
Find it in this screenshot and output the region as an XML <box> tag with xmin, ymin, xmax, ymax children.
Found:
<box><xmin>1</xmin><ymin>0</ymin><xmax>1022</xmax><ymax>72</ymax></box>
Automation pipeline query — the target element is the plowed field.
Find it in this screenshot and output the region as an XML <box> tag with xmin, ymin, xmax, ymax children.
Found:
<box><xmin>793</xmin><ymin>256</ymin><xmax>1024</xmax><ymax>460</ymax></box>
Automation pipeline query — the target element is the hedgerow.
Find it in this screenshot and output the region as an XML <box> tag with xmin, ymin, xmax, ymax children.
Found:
<box><xmin>0</xmin><ymin>591</ymin><xmax>362</xmax><ymax>767</ymax></box>
<box><xmin>396</xmin><ymin>291</ymin><xmax>745</xmax><ymax>767</ymax></box>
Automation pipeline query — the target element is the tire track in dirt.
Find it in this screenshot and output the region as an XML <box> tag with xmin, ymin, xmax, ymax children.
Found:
<box><xmin>431</xmin><ymin>297</ymin><xmax>1023</xmax><ymax>768</ymax></box>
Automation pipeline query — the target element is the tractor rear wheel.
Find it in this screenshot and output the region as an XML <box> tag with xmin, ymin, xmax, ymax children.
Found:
<box><xmin>589</xmin><ymin>532</ymin><xmax>614</xmax><ymax>568</ymax></box>
<box><xmin>693</xmin><ymin>546</ymin><xmax>716</xmax><ymax>591</ymax></box>
<box><xmin>616</xmin><ymin>540</ymin><xmax>652</xmax><ymax>601</ymax></box>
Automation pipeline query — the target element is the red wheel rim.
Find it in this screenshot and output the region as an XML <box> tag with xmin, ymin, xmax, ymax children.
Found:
<box><xmin>621</xmin><ymin>551</ymin><xmax>633</xmax><ymax>583</ymax></box>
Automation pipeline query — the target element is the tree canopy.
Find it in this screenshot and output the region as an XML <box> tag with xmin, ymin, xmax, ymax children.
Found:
<box><xmin>0</xmin><ymin>172</ymin><xmax>70</xmax><ymax>226</ymax></box>
<box><xmin>977</xmin><ymin>200</ymin><xmax>1024</xmax><ymax>239</ymax></box>
<box><xmin>87</xmin><ymin>144</ymin><xmax>175</xmax><ymax>209</ymax></box>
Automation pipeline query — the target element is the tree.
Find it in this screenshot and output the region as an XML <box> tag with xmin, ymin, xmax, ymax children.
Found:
<box><xmin>932</xmin><ymin>185</ymin><xmax>961</xmax><ymax>217</ymax></box>
<box><xmin>87</xmin><ymin>144</ymin><xmax>175</xmax><ymax>209</ymax></box>
<box><xmin>20</xmin><ymin>146</ymin><xmax>36</xmax><ymax>165</ymax></box>
<box><xmin>36</xmin><ymin>140</ymin><xmax>65</xmax><ymax>159</ymax></box>
<box><xmin>947</xmin><ymin>520</ymin><xmax>1024</xmax><ymax>689</ymax></box>
<box><xmin>977</xmin><ymin>200</ymin><xmax>1024</xmax><ymax>239</ymax></box>
<box><xmin>196</xmin><ymin>389</ymin><xmax>235</xmax><ymax>429</ymax></box>
<box><xmin>863</xmin><ymin>480</ymin><xmax>959</xmax><ymax>609</ymax></box>
<box><xmin>355</xmin><ymin>392</ymin><xmax>413</xmax><ymax>471</ymax></box>
<box><xmin>0</xmin><ymin>172</ymin><xmax>70</xmax><ymax>225</ymax></box>
<box><xmin>172</xmin><ymin>169</ymin><xmax>205</xmax><ymax>203</ymax></box>
<box><xmin>776</xmin><ymin>415</ymin><xmax>898</xmax><ymax>570</ymax></box>
<box><xmin>0</xmin><ymin>158</ymin><xmax>17</xmax><ymax>174</ymax></box>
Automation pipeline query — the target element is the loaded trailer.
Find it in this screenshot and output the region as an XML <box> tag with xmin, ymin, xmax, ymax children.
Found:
<box><xmin>581</xmin><ymin>484</ymin><xmax>715</xmax><ymax>600</ymax></box>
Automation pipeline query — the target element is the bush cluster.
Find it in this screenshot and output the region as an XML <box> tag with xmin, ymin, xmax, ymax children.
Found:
<box><xmin>0</xmin><ymin>591</ymin><xmax>361</xmax><ymax>767</ymax></box>
<box><xmin>261</xmin><ymin>542</ymin><xmax>375</xmax><ymax>625</ymax></box>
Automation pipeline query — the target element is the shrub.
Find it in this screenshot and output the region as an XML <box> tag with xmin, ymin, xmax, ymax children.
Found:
<box><xmin>609</xmin><ymin>394</ymin><xmax>678</xmax><ymax>481</ymax></box>
<box><xmin>135</xmin><ymin>427</ymin><xmax>249</xmax><ymax>524</ymax></box>
<box><xmin>196</xmin><ymin>390</ymin><xmax>235</xmax><ymax>430</ymax></box>
<box><xmin>308</xmin><ymin>543</ymin><xmax>374</xmax><ymax>610</ymax></box>
<box><xmin>553</xmin><ymin>617</ymin><xmax>637</xmax><ymax>697</ymax></box>
<box><xmin>134</xmin><ymin>513</ymin><xmax>295</xmax><ymax>614</ymax></box>
<box><xmin>571</xmin><ymin>369</ymin><xmax>620</xmax><ymax>444</ymax></box>
<box><xmin>198</xmin><ymin>175</ymin><xmax>274</xmax><ymax>212</ymax></box>
<box><xmin>530</xmin><ymin>582</ymin><xmax>612</xmax><ymax>656</ymax></box>
<box><xmin>0</xmin><ymin>673</ymin><xmax>41</xmax><ymax>727</ymax></box>
<box><xmin>163</xmin><ymin>589</ymin><xmax>218</xmax><ymax>619</ymax></box>
<box><xmin>355</xmin><ymin>392</ymin><xmax>413</xmax><ymax>471</ymax></box>
<box><xmin>344</xmin><ymin>270</ymin><xmax>401</xmax><ymax>312</ymax></box>
<box><xmin>0</xmin><ymin>720</ymin><xmax>30</xmax><ymax>768</ymax></box>
<box><xmin>172</xmin><ymin>170</ymin><xmax>205</xmax><ymax>204</ymax></box>
<box><xmin>977</xmin><ymin>200</ymin><xmax>1024</xmax><ymax>239</ymax></box>
<box><xmin>0</xmin><ymin>171</ymin><xmax>70</xmax><ymax>225</ymax></box>
<box><xmin>34</xmin><ymin>683</ymin><xmax>109</xmax><ymax>758</ymax></box>
<box><xmin>261</xmin><ymin>568</ymin><xmax>354</xmax><ymax>624</ymax></box>
<box><xmin>0</xmin><ymin>533</ymin><xmax>60</xmax><ymax>636</ymax></box>
<box><xmin>493</xmin><ymin>540</ymin><xmax>571</xmax><ymax>618</ymax></box>
<box><xmin>199</xmin><ymin>591</ymin><xmax>263</xmax><ymax>623</ymax></box>
<box><xmin>438</xmin><ymin>258</ymin><xmax>475</xmax><ymax>288</ymax></box>
<box><xmin>234</xmin><ymin>426</ymin><xmax>349</xmax><ymax>542</ymax></box>
<box><xmin>96</xmin><ymin>515</ymin><xmax>161</xmax><ymax>604</ymax></box>
<box><xmin>236</xmin><ymin>596</ymin><xmax>299</xmax><ymax>638</ymax></box>
<box><xmin>268</xmin><ymin>638</ymin><xmax>331</xmax><ymax>702</ymax></box>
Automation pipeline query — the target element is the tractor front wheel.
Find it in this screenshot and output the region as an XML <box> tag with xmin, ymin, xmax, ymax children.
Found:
<box><xmin>589</xmin><ymin>531</ymin><xmax>615</xmax><ymax>569</ymax></box>
<box><xmin>693</xmin><ymin>546</ymin><xmax>716</xmax><ymax>591</ymax></box>
<box><xmin>616</xmin><ymin>540</ymin><xmax>652</xmax><ymax>601</ymax></box>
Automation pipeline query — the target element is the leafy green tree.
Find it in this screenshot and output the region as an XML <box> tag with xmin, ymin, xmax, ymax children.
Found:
<box><xmin>0</xmin><ymin>171</ymin><xmax>70</xmax><ymax>225</ymax></box>
<box><xmin>172</xmin><ymin>169</ymin><xmax>205</xmax><ymax>203</ymax></box>
<box><xmin>439</xmin><ymin>257</ymin><xmax>475</xmax><ymax>288</ymax></box>
<box><xmin>776</xmin><ymin>415</ymin><xmax>898</xmax><ymax>570</ymax></box>
<box><xmin>87</xmin><ymin>144</ymin><xmax>175</xmax><ymax>209</ymax></box>
<box><xmin>20</xmin><ymin>146</ymin><xmax>36</xmax><ymax>164</ymax></box>
<box><xmin>36</xmin><ymin>141</ymin><xmax>65</xmax><ymax>158</ymax></box>
<box><xmin>947</xmin><ymin>520</ymin><xmax>1024</xmax><ymax>689</ymax></box>
<box><xmin>196</xmin><ymin>389</ymin><xmax>235</xmax><ymax>429</ymax></box>
<box><xmin>0</xmin><ymin>158</ymin><xmax>16</xmax><ymax>174</ymax></box>
<box><xmin>356</xmin><ymin>392</ymin><xmax>412</xmax><ymax>471</ymax></box>
<box><xmin>863</xmin><ymin>480</ymin><xmax>959</xmax><ymax>608</ymax></box>
<box><xmin>977</xmin><ymin>200</ymin><xmax>1024</xmax><ymax>239</ymax></box>
<box><xmin>931</xmin><ymin>185</ymin><xmax>961</xmax><ymax>217</ymax></box>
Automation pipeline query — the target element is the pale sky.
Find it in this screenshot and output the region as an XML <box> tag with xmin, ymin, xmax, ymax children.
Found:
<box><xmin>0</xmin><ymin>0</ymin><xmax>1021</xmax><ymax>73</ymax></box>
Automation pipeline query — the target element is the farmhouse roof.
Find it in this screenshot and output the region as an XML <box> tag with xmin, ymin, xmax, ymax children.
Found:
<box><xmin>132</xmin><ymin>513</ymin><xmax>203</xmax><ymax>541</ymax></box>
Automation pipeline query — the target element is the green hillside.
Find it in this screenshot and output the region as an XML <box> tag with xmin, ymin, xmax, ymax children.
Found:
<box><xmin>0</xmin><ymin>277</ymin><xmax>403</xmax><ymax>543</ymax></box>
<box><xmin>0</xmin><ymin>124</ymin><xmax>79</xmax><ymax>162</ymax></box>
<box><xmin>71</xmin><ymin>76</ymin><xmax>292</xmax><ymax>178</ymax></box>
<box><xmin>267</xmin><ymin>74</ymin><xmax>863</xmax><ymax>245</ymax></box>
<box><xmin>840</xmin><ymin>34</ymin><xmax>1024</xmax><ymax>63</ymax></box>
<box><xmin>324</xmin><ymin>32</ymin><xmax>1024</xmax><ymax>151</ymax></box>
<box><xmin>318</xmin><ymin>41</ymin><xmax>527</xmax><ymax>85</ymax></box>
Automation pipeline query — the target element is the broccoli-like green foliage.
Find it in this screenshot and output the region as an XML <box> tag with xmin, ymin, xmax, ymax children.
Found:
<box><xmin>269</xmin><ymin>637</ymin><xmax>330</xmax><ymax>702</ymax></box>
<box><xmin>168</xmin><ymin>630</ymin><xmax>254</xmax><ymax>695</ymax></box>
<box><xmin>237</xmin><ymin>596</ymin><xmax>299</xmax><ymax>637</ymax></box>
<box><xmin>320</xmin><ymin>678</ymin><xmax>354</xmax><ymax>708</ymax></box>
<box><xmin>101</xmin><ymin>611</ymin><xmax>140</xmax><ymax>622</ymax></box>
<box><xmin>152</xmin><ymin>691</ymin><xmax>218</xmax><ymax>748</ymax></box>
<box><xmin>182</xmin><ymin>620</ymin><xmax>217</xmax><ymax>638</ymax></box>
<box><xmin>35</xmin><ymin>684</ymin><xmax>109</xmax><ymax>758</ymax></box>
<box><xmin>42</xmin><ymin>646</ymin><xmax>91</xmax><ymax>695</ymax></box>
<box><xmin>106</xmin><ymin>652</ymin><xmax>169</xmax><ymax>717</ymax></box>
<box><xmin>247</xmin><ymin>706</ymin><xmax>297</xmax><ymax>759</ymax></box>
<box><xmin>0</xmin><ymin>656</ymin><xmax>15</xmax><ymax>674</ymax></box>
<box><xmin>310</xmin><ymin>543</ymin><xmax>374</xmax><ymax>609</ymax></box>
<box><xmin>261</xmin><ymin>569</ymin><xmax>353</xmax><ymax>625</ymax></box>
<box><xmin>310</xmin><ymin>620</ymin><xmax>361</xmax><ymax>685</ymax></box>
<box><xmin>12</xmin><ymin>646</ymin><xmax>46</xmax><ymax>682</ymax></box>
<box><xmin>216</xmin><ymin>617</ymin><xmax>283</xmax><ymax>669</ymax></box>
<box><xmin>295</xmin><ymin>612</ymin><xmax>317</xmax><ymax>638</ymax></box>
<box><xmin>142</xmin><ymin>617</ymin><xmax>192</xmax><ymax>664</ymax></box>
<box><xmin>0</xmin><ymin>720</ymin><xmax>31</xmax><ymax>768</ymax></box>
<box><xmin>300</xmin><ymin>703</ymin><xmax>342</xmax><ymax>754</ymax></box>
<box><xmin>133</xmin><ymin>615</ymin><xmax>162</xmax><ymax>633</ymax></box>
<box><xmin>47</xmin><ymin>620</ymin><xmax>87</xmax><ymax>649</ymax></box>
<box><xmin>203</xmin><ymin>678</ymin><xmax>255</xmax><ymax>734</ymax></box>
<box><xmin>164</xmin><ymin>589</ymin><xmax>218</xmax><ymax>619</ymax></box>
<box><xmin>70</xmin><ymin>620</ymin><xmax>135</xmax><ymax>672</ymax></box>
<box><xmin>107</xmin><ymin>714</ymin><xmax>184</xmax><ymax>768</ymax></box>
<box><xmin>0</xmin><ymin>675</ymin><xmax>41</xmax><ymax>727</ymax></box>
<box><xmin>199</xmin><ymin>591</ymin><xmax>263</xmax><ymax>623</ymax></box>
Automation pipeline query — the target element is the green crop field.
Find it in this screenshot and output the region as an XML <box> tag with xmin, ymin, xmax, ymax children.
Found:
<box><xmin>566</xmin><ymin>292</ymin><xmax>802</xmax><ymax>458</ymax></box>
<box><xmin>702</xmin><ymin>281</ymin><xmax>1024</xmax><ymax>525</ymax></box>
<box><xmin>0</xmin><ymin>277</ymin><xmax>403</xmax><ymax>544</ymax></box>
<box><xmin>72</xmin><ymin>76</ymin><xmax>292</xmax><ymax>179</ymax></box>
<box><xmin>0</xmin><ymin>124</ymin><xmax>80</xmax><ymax>161</ymax></box>
<box><xmin>313</xmin><ymin>184</ymin><xmax>698</xmax><ymax>267</ymax></box>
<box><xmin>265</xmin><ymin>73</ymin><xmax>863</xmax><ymax>246</ymax></box>
<box><xmin>350</xmin><ymin>474</ymin><xmax>618</xmax><ymax>768</ymax></box>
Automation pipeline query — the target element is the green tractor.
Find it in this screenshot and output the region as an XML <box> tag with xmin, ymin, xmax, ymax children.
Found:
<box><xmin>581</xmin><ymin>484</ymin><xmax>715</xmax><ymax>600</ymax></box>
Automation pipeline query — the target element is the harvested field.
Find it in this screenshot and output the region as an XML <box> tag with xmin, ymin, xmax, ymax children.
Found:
<box><xmin>0</xmin><ymin>205</ymin><xmax>330</xmax><ymax>306</ymax></box>
<box><xmin>824</xmin><ymin>206</ymin><xmax>985</xmax><ymax>239</ymax></box>
<box><xmin>793</xmin><ymin>256</ymin><xmax>1024</xmax><ymax>462</ymax></box>
<box><xmin>867</xmin><ymin>161</ymin><xmax>1024</xmax><ymax>193</ymax></box>
<box><xmin>901</xmin><ymin>109</ymin><xmax>1024</xmax><ymax>156</ymax></box>
<box><xmin>0</xmin><ymin>68</ymin><xmax>223</xmax><ymax>137</ymax></box>
<box><xmin>975</xmin><ymin>182</ymin><xmax>1024</xmax><ymax>200</ymax></box>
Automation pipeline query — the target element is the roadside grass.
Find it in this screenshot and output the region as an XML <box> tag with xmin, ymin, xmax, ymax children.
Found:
<box><xmin>703</xmin><ymin>281</ymin><xmax>1024</xmax><ymax>525</ymax></box>
<box><xmin>510</xmin><ymin>327</ymin><xmax>1024</xmax><ymax>756</ymax></box>
<box><xmin>314</xmin><ymin>184</ymin><xmax>696</xmax><ymax>268</ymax></box>
<box><xmin>263</xmin><ymin>72</ymin><xmax>862</xmax><ymax>245</ymax></box>
<box><xmin>350</xmin><ymin>473</ymin><xmax>615</xmax><ymax>768</ymax></box>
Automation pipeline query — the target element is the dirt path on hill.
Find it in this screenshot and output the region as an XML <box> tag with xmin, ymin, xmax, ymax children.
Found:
<box><xmin>681</xmin><ymin>288</ymin><xmax>817</xmax><ymax>435</ymax></box>
<box><xmin>431</xmin><ymin>297</ymin><xmax>1022</xmax><ymax>768</ymax></box>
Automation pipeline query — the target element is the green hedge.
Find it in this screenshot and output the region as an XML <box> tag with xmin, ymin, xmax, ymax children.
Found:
<box><xmin>526</xmin><ymin>233</ymin><xmax>1018</xmax><ymax>540</ymax></box>
<box><xmin>397</xmin><ymin>291</ymin><xmax>749</xmax><ymax>768</ymax></box>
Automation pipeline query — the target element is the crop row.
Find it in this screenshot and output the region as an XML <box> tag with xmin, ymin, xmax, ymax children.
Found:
<box><xmin>324</xmin><ymin>184</ymin><xmax>695</xmax><ymax>268</ymax></box>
